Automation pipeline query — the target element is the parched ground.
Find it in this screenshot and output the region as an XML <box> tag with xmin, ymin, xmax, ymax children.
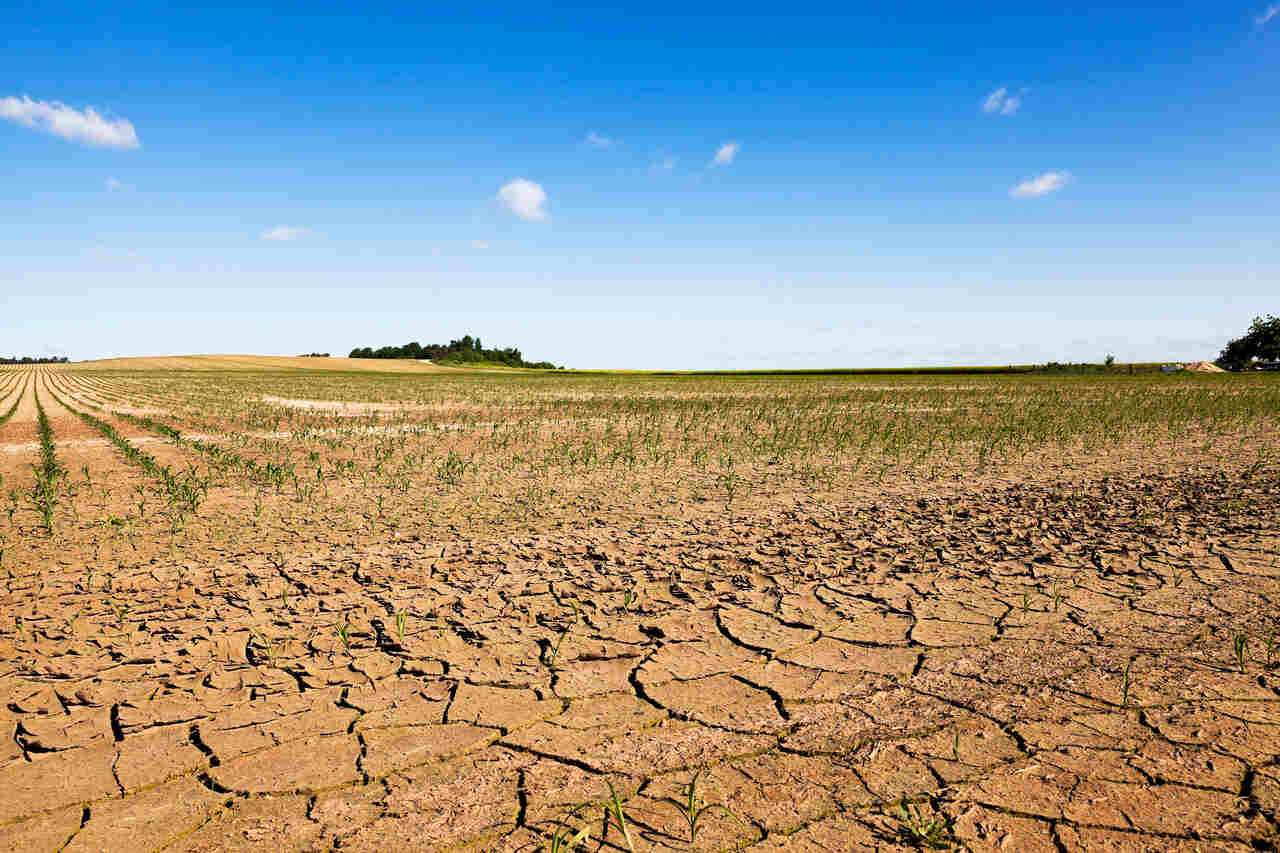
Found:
<box><xmin>0</xmin><ymin>365</ymin><xmax>1277</xmax><ymax>852</ymax></box>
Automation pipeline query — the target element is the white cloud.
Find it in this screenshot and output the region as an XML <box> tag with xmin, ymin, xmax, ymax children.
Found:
<box><xmin>1258</xmin><ymin>4</ymin><xmax>1279</xmax><ymax>24</ymax></box>
<box><xmin>470</xmin><ymin>239</ymin><xmax>490</xmax><ymax>249</ymax></box>
<box><xmin>982</xmin><ymin>86</ymin><xmax>1022</xmax><ymax>116</ymax></box>
<box><xmin>711</xmin><ymin>142</ymin><xmax>740</xmax><ymax>166</ymax></box>
<box><xmin>0</xmin><ymin>95</ymin><xmax>139</xmax><ymax>148</ymax></box>
<box><xmin>585</xmin><ymin>131</ymin><xmax>613</xmax><ymax>147</ymax></box>
<box><xmin>651</xmin><ymin>157</ymin><xmax>677</xmax><ymax>173</ymax></box>
<box><xmin>1010</xmin><ymin>171</ymin><xmax>1071</xmax><ymax>198</ymax></box>
<box><xmin>104</xmin><ymin>177</ymin><xmax>124</xmax><ymax>190</ymax></box>
<box><xmin>261</xmin><ymin>226</ymin><xmax>307</xmax><ymax>241</ymax></box>
<box><xmin>497</xmin><ymin>178</ymin><xmax>548</xmax><ymax>222</ymax></box>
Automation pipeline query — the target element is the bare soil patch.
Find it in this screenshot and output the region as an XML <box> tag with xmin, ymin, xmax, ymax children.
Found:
<box><xmin>0</xmin><ymin>364</ymin><xmax>1276</xmax><ymax>852</ymax></box>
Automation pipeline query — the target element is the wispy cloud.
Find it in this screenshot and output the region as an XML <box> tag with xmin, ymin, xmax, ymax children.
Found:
<box><xmin>650</xmin><ymin>157</ymin><xmax>677</xmax><ymax>173</ymax></box>
<box><xmin>711</xmin><ymin>142</ymin><xmax>740</xmax><ymax>166</ymax></box>
<box><xmin>1257</xmin><ymin>4</ymin><xmax>1279</xmax><ymax>25</ymax></box>
<box><xmin>0</xmin><ymin>95</ymin><xmax>139</xmax><ymax>148</ymax></box>
<box><xmin>1010</xmin><ymin>171</ymin><xmax>1071</xmax><ymax>198</ymax></box>
<box><xmin>497</xmin><ymin>178</ymin><xmax>548</xmax><ymax>222</ymax></box>
<box><xmin>585</xmin><ymin>131</ymin><xmax>613</xmax><ymax>147</ymax></box>
<box><xmin>261</xmin><ymin>226</ymin><xmax>307</xmax><ymax>241</ymax></box>
<box><xmin>104</xmin><ymin>177</ymin><xmax>124</xmax><ymax>190</ymax></box>
<box><xmin>470</xmin><ymin>239</ymin><xmax>490</xmax><ymax>250</ymax></box>
<box><xmin>982</xmin><ymin>86</ymin><xmax>1023</xmax><ymax>116</ymax></box>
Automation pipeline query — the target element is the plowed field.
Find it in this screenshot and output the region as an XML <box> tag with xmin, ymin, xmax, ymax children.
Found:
<box><xmin>0</xmin><ymin>361</ymin><xmax>1277</xmax><ymax>852</ymax></box>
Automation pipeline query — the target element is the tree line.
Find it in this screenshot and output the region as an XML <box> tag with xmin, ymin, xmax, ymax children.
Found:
<box><xmin>1</xmin><ymin>356</ymin><xmax>68</xmax><ymax>364</ymax></box>
<box><xmin>348</xmin><ymin>335</ymin><xmax>560</xmax><ymax>369</ymax></box>
<box><xmin>1217</xmin><ymin>315</ymin><xmax>1280</xmax><ymax>371</ymax></box>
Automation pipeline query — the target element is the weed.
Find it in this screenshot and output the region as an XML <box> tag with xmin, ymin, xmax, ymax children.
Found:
<box><xmin>890</xmin><ymin>796</ymin><xmax>954</xmax><ymax>849</ymax></box>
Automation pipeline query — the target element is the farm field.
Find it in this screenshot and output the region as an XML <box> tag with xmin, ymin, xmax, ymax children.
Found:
<box><xmin>0</xmin><ymin>358</ymin><xmax>1277</xmax><ymax>852</ymax></box>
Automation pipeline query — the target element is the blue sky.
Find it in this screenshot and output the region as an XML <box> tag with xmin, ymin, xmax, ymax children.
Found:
<box><xmin>2</xmin><ymin>1</ymin><xmax>1277</xmax><ymax>368</ymax></box>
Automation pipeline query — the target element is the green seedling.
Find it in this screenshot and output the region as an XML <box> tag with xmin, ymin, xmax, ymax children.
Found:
<box><xmin>1052</xmin><ymin>583</ymin><xmax>1064</xmax><ymax>613</ymax></box>
<box><xmin>542</xmin><ymin>601</ymin><xmax>579</xmax><ymax>668</ymax></box>
<box><xmin>395</xmin><ymin>609</ymin><xmax>407</xmax><ymax>645</ymax></box>
<box><xmin>952</xmin><ymin>730</ymin><xmax>960</xmax><ymax>762</ymax></box>
<box><xmin>603</xmin><ymin>781</ymin><xmax>636</xmax><ymax>853</ymax></box>
<box><xmin>622</xmin><ymin>588</ymin><xmax>638</xmax><ymax>611</ymax></box>
<box><xmin>547</xmin><ymin>805</ymin><xmax>591</xmax><ymax>853</ymax></box>
<box><xmin>336</xmin><ymin>620</ymin><xmax>352</xmax><ymax>654</ymax></box>
<box><xmin>670</xmin><ymin>768</ymin><xmax>742</xmax><ymax>844</ymax></box>
<box><xmin>1233</xmin><ymin>634</ymin><xmax>1249</xmax><ymax>674</ymax></box>
<box><xmin>891</xmin><ymin>796</ymin><xmax>954</xmax><ymax>849</ymax></box>
<box><xmin>254</xmin><ymin>631</ymin><xmax>281</xmax><ymax>666</ymax></box>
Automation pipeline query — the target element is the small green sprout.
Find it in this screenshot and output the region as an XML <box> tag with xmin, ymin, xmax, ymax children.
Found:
<box><xmin>1233</xmin><ymin>634</ymin><xmax>1249</xmax><ymax>674</ymax></box>
<box><xmin>670</xmin><ymin>768</ymin><xmax>742</xmax><ymax>844</ymax></box>
<box><xmin>547</xmin><ymin>806</ymin><xmax>591</xmax><ymax>853</ymax></box>
<box><xmin>891</xmin><ymin>796</ymin><xmax>954</xmax><ymax>849</ymax></box>
<box><xmin>603</xmin><ymin>781</ymin><xmax>636</xmax><ymax>853</ymax></box>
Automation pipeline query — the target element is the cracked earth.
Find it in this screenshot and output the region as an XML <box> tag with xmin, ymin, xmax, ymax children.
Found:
<box><xmin>0</xmin><ymin>366</ymin><xmax>1277</xmax><ymax>852</ymax></box>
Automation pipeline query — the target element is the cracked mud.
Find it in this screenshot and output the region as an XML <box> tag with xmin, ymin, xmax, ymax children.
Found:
<box><xmin>0</xmin><ymin>365</ymin><xmax>1277</xmax><ymax>851</ymax></box>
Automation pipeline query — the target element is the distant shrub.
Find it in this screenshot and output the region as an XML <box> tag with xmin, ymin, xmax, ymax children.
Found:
<box><xmin>348</xmin><ymin>335</ymin><xmax>559</xmax><ymax>369</ymax></box>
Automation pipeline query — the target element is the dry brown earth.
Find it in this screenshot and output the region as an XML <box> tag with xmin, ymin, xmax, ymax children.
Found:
<box><xmin>0</xmin><ymin>363</ymin><xmax>1276</xmax><ymax>852</ymax></box>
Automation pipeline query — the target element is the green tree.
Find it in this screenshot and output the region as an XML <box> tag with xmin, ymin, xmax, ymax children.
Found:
<box><xmin>1217</xmin><ymin>315</ymin><xmax>1280</xmax><ymax>370</ymax></box>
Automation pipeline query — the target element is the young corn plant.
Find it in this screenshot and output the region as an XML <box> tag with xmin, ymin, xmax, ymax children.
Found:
<box><xmin>542</xmin><ymin>601</ymin><xmax>579</xmax><ymax>668</ymax></box>
<box><xmin>30</xmin><ymin>386</ymin><xmax>65</xmax><ymax>534</ymax></box>
<box><xmin>546</xmin><ymin>806</ymin><xmax>591</xmax><ymax>853</ymax></box>
<box><xmin>669</xmin><ymin>768</ymin><xmax>742</xmax><ymax>844</ymax></box>
<box><xmin>603</xmin><ymin>781</ymin><xmax>636</xmax><ymax>853</ymax></box>
<box><xmin>1233</xmin><ymin>634</ymin><xmax>1249</xmax><ymax>674</ymax></box>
